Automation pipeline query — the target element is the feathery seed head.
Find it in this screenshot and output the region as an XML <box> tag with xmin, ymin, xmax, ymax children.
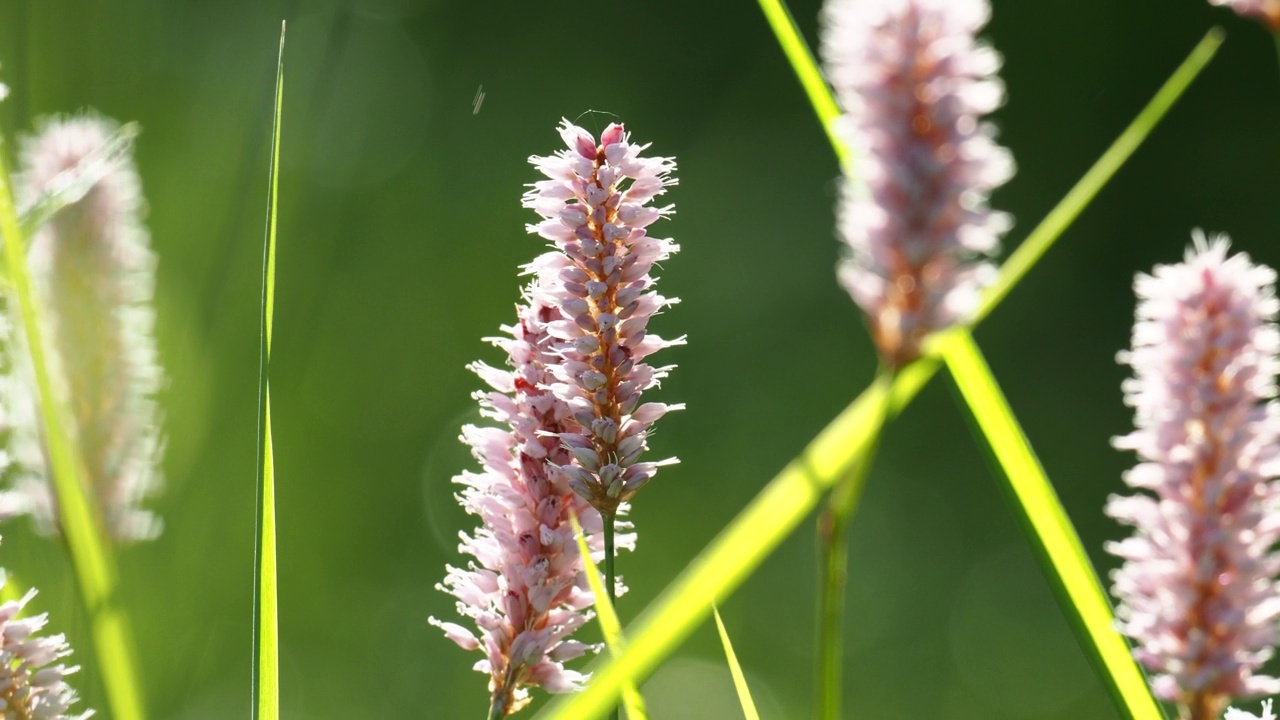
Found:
<box><xmin>1107</xmin><ymin>233</ymin><xmax>1280</xmax><ymax>719</ymax></box>
<box><xmin>522</xmin><ymin>120</ymin><xmax>682</xmax><ymax>517</ymax></box>
<box><xmin>7</xmin><ymin>115</ymin><xmax>164</xmax><ymax>544</ymax></box>
<box><xmin>822</xmin><ymin>0</ymin><xmax>1014</xmax><ymax>368</ymax></box>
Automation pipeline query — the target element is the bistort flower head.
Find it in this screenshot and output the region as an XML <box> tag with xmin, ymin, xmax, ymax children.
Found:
<box><xmin>1106</xmin><ymin>233</ymin><xmax>1280</xmax><ymax>720</ymax></box>
<box><xmin>6</xmin><ymin>115</ymin><xmax>164</xmax><ymax>543</ymax></box>
<box><xmin>822</xmin><ymin>0</ymin><xmax>1014</xmax><ymax>368</ymax></box>
<box><xmin>432</xmin><ymin>288</ymin><xmax>634</xmax><ymax>718</ymax></box>
<box><xmin>1208</xmin><ymin>0</ymin><xmax>1280</xmax><ymax>31</ymax></box>
<box><xmin>522</xmin><ymin>120</ymin><xmax>684</xmax><ymax>518</ymax></box>
<box><xmin>0</xmin><ymin>575</ymin><xmax>93</xmax><ymax>718</ymax></box>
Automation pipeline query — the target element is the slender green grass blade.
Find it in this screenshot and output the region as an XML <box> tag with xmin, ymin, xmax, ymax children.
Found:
<box><xmin>754</xmin><ymin>0</ymin><xmax>848</xmax><ymax>169</ymax></box>
<box><xmin>536</xmin><ymin>374</ymin><xmax>895</xmax><ymax>720</ymax></box>
<box><xmin>0</xmin><ymin>86</ymin><xmax>145</xmax><ymax>720</ymax></box>
<box><xmin>712</xmin><ymin>605</ymin><xmax>760</xmax><ymax>720</ymax></box>
<box><xmin>936</xmin><ymin>328</ymin><xmax>1165</xmax><ymax>720</ymax></box>
<box><xmin>569</xmin><ymin>513</ymin><xmax>647</xmax><ymax>720</ymax></box>
<box><xmin>251</xmin><ymin>21</ymin><xmax>285</xmax><ymax>720</ymax></box>
<box><xmin>974</xmin><ymin>28</ymin><xmax>1223</xmax><ymax>324</ymax></box>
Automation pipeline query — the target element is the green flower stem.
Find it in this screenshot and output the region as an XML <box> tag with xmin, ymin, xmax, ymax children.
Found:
<box><xmin>816</xmin><ymin>368</ymin><xmax>889</xmax><ymax>720</ymax></box>
<box><xmin>604</xmin><ymin>510</ymin><xmax>618</xmax><ymax>720</ymax></box>
<box><xmin>0</xmin><ymin>113</ymin><xmax>145</xmax><ymax>719</ymax></box>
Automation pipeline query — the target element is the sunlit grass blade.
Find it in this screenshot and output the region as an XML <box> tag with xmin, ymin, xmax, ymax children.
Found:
<box><xmin>935</xmin><ymin>328</ymin><xmax>1165</xmax><ymax>720</ymax></box>
<box><xmin>975</xmin><ymin>28</ymin><xmax>1222</xmax><ymax>324</ymax></box>
<box><xmin>535</xmin><ymin>374</ymin><xmax>895</xmax><ymax>720</ymax></box>
<box><xmin>569</xmin><ymin>513</ymin><xmax>647</xmax><ymax>720</ymax></box>
<box><xmin>755</xmin><ymin>0</ymin><xmax>847</xmax><ymax>169</ymax></box>
<box><xmin>0</xmin><ymin>78</ymin><xmax>146</xmax><ymax>720</ymax></box>
<box><xmin>712</xmin><ymin>605</ymin><xmax>760</xmax><ymax>720</ymax></box>
<box><xmin>251</xmin><ymin>21</ymin><xmax>285</xmax><ymax>720</ymax></box>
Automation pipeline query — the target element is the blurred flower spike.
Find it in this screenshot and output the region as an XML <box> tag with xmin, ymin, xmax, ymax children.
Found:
<box><xmin>1107</xmin><ymin>233</ymin><xmax>1280</xmax><ymax>720</ymax></box>
<box><xmin>821</xmin><ymin>0</ymin><xmax>1015</xmax><ymax>368</ymax></box>
<box><xmin>0</xmin><ymin>115</ymin><xmax>164</xmax><ymax>543</ymax></box>
<box><xmin>432</xmin><ymin>291</ymin><xmax>632</xmax><ymax>718</ymax></box>
<box><xmin>522</xmin><ymin>120</ymin><xmax>684</xmax><ymax>518</ymax></box>
<box><xmin>1209</xmin><ymin>0</ymin><xmax>1280</xmax><ymax>31</ymax></box>
<box><xmin>0</xmin><ymin>573</ymin><xmax>93</xmax><ymax>719</ymax></box>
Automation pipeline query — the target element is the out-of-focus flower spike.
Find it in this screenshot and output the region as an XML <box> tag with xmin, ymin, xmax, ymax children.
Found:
<box><xmin>522</xmin><ymin>119</ymin><xmax>681</xmax><ymax>517</ymax></box>
<box><xmin>0</xmin><ymin>574</ymin><xmax>94</xmax><ymax>718</ymax></box>
<box><xmin>433</xmin><ymin>289</ymin><xmax>629</xmax><ymax>717</ymax></box>
<box><xmin>7</xmin><ymin>114</ymin><xmax>164</xmax><ymax>544</ymax></box>
<box><xmin>1107</xmin><ymin>232</ymin><xmax>1280</xmax><ymax>720</ymax></box>
<box><xmin>821</xmin><ymin>0</ymin><xmax>1014</xmax><ymax>368</ymax></box>
<box><xmin>1208</xmin><ymin>0</ymin><xmax>1280</xmax><ymax>31</ymax></box>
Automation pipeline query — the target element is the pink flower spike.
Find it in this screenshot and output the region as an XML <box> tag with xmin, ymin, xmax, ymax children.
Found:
<box><xmin>433</xmin><ymin>291</ymin><xmax>631</xmax><ymax>717</ymax></box>
<box><xmin>1107</xmin><ymin>232</ymin><xmax>1280</xmax><ymax>720</ymax></box>
<box><xmin>522</xmin><ymin>119</ymin><xmax>681</xmax><ymax>517</ymax></box>
<box><xmin>0</xmin><ymin>580</ymin><xmax>93</xmax><ymax>718</ymax></box>
<box><xmin>821</xmin><ymin>0</ymin><xmax>1014</xmax><ymax>368</ymax></box>
<box><xmin>1208</xmin><ymin>0</ymin><xmax>1280</xmax><ymax>31</ymax></box>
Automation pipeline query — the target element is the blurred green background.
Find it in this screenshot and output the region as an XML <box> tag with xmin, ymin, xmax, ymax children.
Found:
<box><xmin>0</xmin><ymin>0</ymin><xmax>1276</xmax><ymax>718</ymax></box>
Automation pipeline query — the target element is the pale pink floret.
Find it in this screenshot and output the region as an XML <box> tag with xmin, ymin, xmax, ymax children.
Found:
<box><xmin>432</xmin><ymin>291</ymin><xmax>633</xmax><ymax>717</ymax></box>
<box><xmin>822</xmin><ymin>0</ymin><xmax>1014</xmax><ymax>368</ymax></box>
<box><xmin>1107</xmin><ymin>233</ymin><xmax>1280</xmax><ymax>720</ymax></box>
<box><xmin>0</xmin><ymin>581</ymin><xmax>93</xmax><ymax>719</ymax></box>
<box><xmin>522</xmin><ymin>120</ymin><xmax>683</xmax><ymax>516</ymax></box>
<box><xmin>1209</xmin><ymin>0</ymin><xmax>1280</xmax><ymax>30</ymax></box>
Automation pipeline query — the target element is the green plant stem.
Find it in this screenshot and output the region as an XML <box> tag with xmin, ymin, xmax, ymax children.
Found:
<box><xmin>604</xmin><ymin>510</ymin><xmax>619</xmax><ymax>720</ymax></box>
<box><xmin>816</xmin><ymin>367</ymin><xmax>889</xmax><ymax>720</ymax></box>
<box><xmin>0</xmin><ymin>104</ymin><xmax>145</xmax><ymax>720</ymax></box>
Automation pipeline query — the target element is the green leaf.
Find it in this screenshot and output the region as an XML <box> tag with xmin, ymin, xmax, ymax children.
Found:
<box><xmin>535</xmin><ymin>374</ymin><xmax>896</xmax><ymax>720</ymax></box>
<box><xmin>251</xmin><ymin>21</ymin><xmax>286</xmax><ymax>720</ymax></box>
<box><xmin>936</xmin><ymin>328</ymin><xmax>1166</xmax><ymax>720</ymax></box>
<box><xmin>0</xmin><ymin>69</ymin><xmax>146</xmax><ymax>720</ymax></box>
<box><xmin>569</xmin><ymin>513</ymin><xmax>647</xmax><ymax>720</ymax></box>
<box><xmin>712</xmin><ymin>605</ymin><xmax>760</xmax><ymax>720</ymax></box>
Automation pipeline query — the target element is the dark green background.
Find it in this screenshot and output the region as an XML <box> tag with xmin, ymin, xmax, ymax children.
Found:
<box><xmin>0</xmin><ymin>0</ymin><xmax>1276</xmax><ymax>717</ymax></box>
